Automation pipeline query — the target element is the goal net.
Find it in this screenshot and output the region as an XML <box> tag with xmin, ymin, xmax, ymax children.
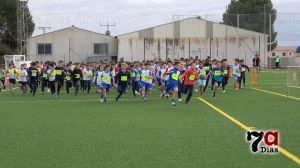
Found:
<box><xmin>4</xmin><ymin>55</ymin><xmax>26</xmax><ymax>69</ymax></box>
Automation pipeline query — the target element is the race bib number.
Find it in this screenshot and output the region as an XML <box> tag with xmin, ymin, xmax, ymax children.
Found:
<box><xmin>32</xmin><ymin>71</ymin><xmax>37</xmax><ymax>77</ymax></box>
<box><xmin>121</xmin><ymin>76</ymin><xmax>128</xmax><ymax>81</ymax></box>
<box><xmin>141</xmin><ymin>74</ymin><xmax>148</xmax><ymax>81</ymax></box>
<box><xmin>130</xmin><ymin>72</ymin><xmax>136</xmax><ymax>78</ymax></box>
<box><xmin>223</xmin><ymin>70</ymin><xmax>228</xmax><ymax>75</ymax></box>
<box><xmin>66</xmin><ymin>76</ymin><xmax>71</xmax><ymax>81</ymax></box>
<box><xmin>0</xmin><ymin>74</ymin><xmax>4</xmax><ymax>78</ymax></box>
<box><xmin>214</xmin><ymin>70</ymin><xmax>221</xmax><ymax>76</ymax></box>
<box><xmin>199</xmin><ymin>70</ymin><xmax>206</xmax><ymax>76</ymax></box>
<box><xmin>56</xmin><ymin>70</ymin><xmax>62</xmax><ymax>75</ymax></box>
<box><xmin>19</xmin><ymin>71</ymin><xmax>25</xmax><ymax>76</ymax></box>
<box><xmin>75</xmin><ymin>74</ymin><xmax>80</xmax><ymax>79</ymax></box>
<box><xmin>50</xmin><ymin>71</ymin><xmax>56</xmax><ymax>77</ymax></box>
<box><xmin>242</xmin><ymin>67</ymin><xmax>246</xmax><ymax>72</ymax></box>
<box><xmin>86</xmin><ymin>73</ymin><xmax>92</xmax><ymax>78</ymax></box>
<box><xmin>102</xmin><ymin>76</ymin><xmax>110</xmax><ymax>83</ymax></box>
<box><xmin>171</xmin><ymin>73</ymin><xmax>179</xmax><ymax>80</ymax></box>
<box><xmin>43</xmin><ymin>73</ymin><xmax>48</xmax><ymax>78</ymax></box>
<box><xmin>233</xmin><ymin>70</ymin><xmax>239</xmax><ymax>75</ymax></box>
<box><xmin>189</xmin><ymin>75</ymin><xmax>195</xmax><ymax>81</ymax></box>
<box><xmin>205</xmin><ymin>66</ymin><xmax>210</xmax><ymax>71</ymax></box>
<box><xmin>9</xmin><ymin>69</ymin><xmax>14</xmax><ymax>75</ymax></box>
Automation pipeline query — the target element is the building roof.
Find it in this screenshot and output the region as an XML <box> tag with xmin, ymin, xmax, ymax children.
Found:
<box><xmin>274</xmin><ymin>46</ymin><xmax>295</xmax><ymax>51</ymax></box>
<box><xmin>30</xmin><ymin>25</ymin><xmax>116</xmax><ymax>39</ymax></box>
<box><xmin>117</xmin><ymin>17</ymin><xmax>266</xmax><ymax>37</ymax></box>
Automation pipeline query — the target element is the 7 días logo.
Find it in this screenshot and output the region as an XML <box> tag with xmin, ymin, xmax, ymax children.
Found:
<box><xmin>246</xmin><ymin>130</ymin><xmax>279</xmax><ymax>154</ymax></box>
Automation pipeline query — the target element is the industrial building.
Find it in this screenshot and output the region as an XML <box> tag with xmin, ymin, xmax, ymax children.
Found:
<box><xmin>118</xmin><ymin>17</ymin><xmax>267</xmax><ymax>66</ymax></box>
<box><xmin>27</xmin><ymin>25</ymin><xmax>118</xmax><ymax>63</ymax></box>
<box><xmin>27</xmin><ymin>17</ymin><xmax>267</xmax><ymax>66</ymax></box>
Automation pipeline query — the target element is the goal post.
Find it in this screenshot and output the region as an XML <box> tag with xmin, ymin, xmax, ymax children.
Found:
<box><xmin>4</xmin><ymin>55</ymin><xmax>26</xmax><ymax>69</ymax></box>
<box><xmin>287</xmin><ymin>66</ymin><xmax>300</xmax><ymax>97</ymax></box>
<box><xmin>250</xmin><ymin>67</ymin><xmax>260</xmax><ymax>89</ymax></box>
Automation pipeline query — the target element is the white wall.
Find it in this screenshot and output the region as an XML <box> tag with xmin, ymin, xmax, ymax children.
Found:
<box><xmin>27</xmin><ymin>27</ymin><xmax>117</xmax><ymax>63</ymax></box>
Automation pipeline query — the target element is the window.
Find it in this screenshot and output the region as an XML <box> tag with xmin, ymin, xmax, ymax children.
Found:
<box><xmin>94</xmin><ymin>43</ymin><xmax>108</xmax><ymax>55</ymax></box>
<box><xmin>289</xmin><ymin>52</ymin><xmax>292</xmax><ymax>56</ymax></box>
<box><xmin>37</xmin><ymin>43</ymin><xmax>52</xmax><ymax>55</ymax></box>
<box><xmin>282</xmin><ymin>52</ymin><xmax>286</xmax><ymax>57</ymax></box>
<box><xmin>272</xmin><ymin>52</ymin><xmax>276</xmax><ymax>56</ymax></box>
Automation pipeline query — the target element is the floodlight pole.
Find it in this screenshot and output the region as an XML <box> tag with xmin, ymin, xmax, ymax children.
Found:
<box><xmin>264</xmin><ymin>4</ymin><xmax>267</xmax><ymax>69</ymax></box>
<box><xmin>269</xmin><ymin>14</ymin><xmax>272</xmax><ymax>70</ymax></box>
<box><xmin>17</xmin><ymin>0</ymin><xmax>29</xmax><ymax>58</ymax></box>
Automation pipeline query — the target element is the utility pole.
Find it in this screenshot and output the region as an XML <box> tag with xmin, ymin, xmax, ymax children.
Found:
<box><xmin>100</xmin><ymin>22</ymin><xmax>115</xmax><ymax>36</ymax></box>
<box><xmin>37</xmin><ymin>27</ymin><xmax>51</xmax><ymax>34</ymax></box>
<box><xmin>17</xmin><ymin>0</ymin><xmax>29</xmax><ymax>58</ymax></box>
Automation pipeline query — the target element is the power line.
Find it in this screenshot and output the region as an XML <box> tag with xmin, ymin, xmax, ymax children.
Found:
<box><xmin>37</xmin><ymin>26</ymin><xmax>51</xmax><ymax>34</ymax></box>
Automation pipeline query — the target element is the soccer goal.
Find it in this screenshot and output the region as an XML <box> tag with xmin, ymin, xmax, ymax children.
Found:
<box><xmin>287</xmin><ymin>66</ymin><xmax>300</xmax><ymax>97</ymax></box>
<box><xmin>4</xmin><ymin>55</ymin><xmax>26</xmax><ymax>68</ymax></box>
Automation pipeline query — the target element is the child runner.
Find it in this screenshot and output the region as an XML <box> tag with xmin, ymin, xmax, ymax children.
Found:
<box><xmin>72</xmin><ymin>64</ymin><xmax>82</xmax><ymax>96</ymax></box>
<box><xmin>28</xmin><ymin>62</ymin><xmax>39</xmax><ymax>96</ymax></box>
<box><xmin>203</xmin><ymin>59</ymin><xmax>212</xmax><ymax>93</ymax></box>
<box><xmin>65</xmin><ymin>64</ymin><xmax>73</xmax><ymax>95</ymax></box>
<box><xmin>48</xmin><ymin>64</ymin><xmax>57</xmax><ymax>96</ymax></box>
<box><xmin>95</xmin><ymin>65</ymin><xmax>104</xmax><ymax>94</ymax></box>
<box><xmin>114</xmin><ymin>63</ymin><xmax>130</xmax><ymax>102</ymax></box>
<box><xmin>180</xmin><ymin>62</ymin><xmax>198</xmax><ymax>104</ymax></box>
<box><xmin>55</xmin><ymin>61</ymin><xmax>65</xmax><ymax>96</ymax></box>
<box><xmin>129</xmin><ymin>64</ymin><xmax>139</xmax><ymax>97</ymax></box>
<box><xmin>239</xmin><ymin>59</ymin><xmax>250</xmax><ymax>89</ymax></box>
<box><xmin>232</xmin><ymin>58</ymin><xmax>241</xmax><ymax>91</ymax></box>
<box><xmin>100</xmin><ymin>65</ymin><xmax>114</xmax><ymax>103</ymax></box>
<box><xmin>0</xmin><ymin>65</ymin><xmax>5</xmax><ymax>92</ymax></box>
<box><xmin>161</xmin><ymin>62</ymin><xmax>181</xmax><ymax>106</ymax></box>
<box><xmin>209</xmin><ymin>61</ymin><xmax>224</xmax><ymax>98</ymax></box>
<box><xmin>221</xmin><ymin>59</ymin><xmax>230</xmax><ymax>93</ymax></box>
<box><xmin>178</xmin><ymin>62</ymin><xmax>186</xmax><ymax>102</ymax></box>
<box><xmin>83</xmin><ymin>64</ymin><xmax>93</xmax><ymax>95</ymax></box>
<box><xmin>6</xmin><ymin>63</ymin><xmax>18</xmax><ymax>95</ymax></box>
<box><xmin>197</xmin><ymin>61</ymin><xmax>207</xmax><ymax>95</ymax></box>
<box><xmin>140</xmin><ymin>63</ymin><xmax>154</xmax><ymax>102</ymax></box>
<box><xmin>162</xmin><ymin>62</ymin><xmax>174</xmax><ymax>99</ymax></box>
<box><xmin>158</xmin><ymin>63</ymin><xmax>168</xmax><ymax>95</ymax></box>
<box><xmin>41</xmin><ymin>64</ymin><xmax>48</xmax><ymax>95</ymax></box>
<box><xmin>18</xmin><ymin>64</ymin><xmax>28</xmax><ymax>95</ymax></box>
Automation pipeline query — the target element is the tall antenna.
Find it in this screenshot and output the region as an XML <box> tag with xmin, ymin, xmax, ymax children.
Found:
<box><xmin>100</xmin><ymin>22</ymin><xmax>115</xmax><ymax>36</ymax></box>
<box><xmin>37</xmin><ymin>27</ymin><xmax>51</xmax><ymax>34</ymax></box>
<box><xmin>17</xmin><ymin>0</ymin><xmax>29</xmax><ymax>57</ymax></box>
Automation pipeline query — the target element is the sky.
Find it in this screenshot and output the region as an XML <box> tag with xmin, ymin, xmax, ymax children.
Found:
<box><xmin>28</xmin><ymin>0</ymin><xmax>300</xmax><ymax>46</ymax></box>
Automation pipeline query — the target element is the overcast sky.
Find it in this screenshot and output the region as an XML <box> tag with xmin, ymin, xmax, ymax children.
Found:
<box><xmin>28</xmin><ymin>0</ymin><xmax>300</xmax><ymax>46</ymax></box>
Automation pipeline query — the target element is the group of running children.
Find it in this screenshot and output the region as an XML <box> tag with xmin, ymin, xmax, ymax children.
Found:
<box><xmin>0</xmin><ymin>58</ymin><xmax>249</xmax><ymax>106</ymax></box>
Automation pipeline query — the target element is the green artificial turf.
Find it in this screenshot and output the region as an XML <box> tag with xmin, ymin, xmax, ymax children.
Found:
<box><xmin>0</xmin><ymin>71</ymin><xmax>299</xmax><ymax>168</ymax></box>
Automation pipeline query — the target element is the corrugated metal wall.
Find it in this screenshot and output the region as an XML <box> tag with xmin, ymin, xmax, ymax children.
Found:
<box><xmin>118</xmin><ymin>18</ymin><xmax>267</xmax><ymax>66</ymax></box>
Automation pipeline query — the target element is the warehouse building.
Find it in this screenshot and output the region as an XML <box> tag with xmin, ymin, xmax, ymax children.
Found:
<box><xmin>118</xmin><ymin>17</ymin><xmax>267</xmax><ymax>66</ymax></box>
<box><xmin>27</xmin><ymin>25</ymin><xmax>118</xmax><ymax>63</ymax></box>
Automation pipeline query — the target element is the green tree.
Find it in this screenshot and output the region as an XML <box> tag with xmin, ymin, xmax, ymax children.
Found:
<box><xmin>0</xmin><ymin>0</ymin><xmax>35</xmax><ymax>55</ymax></box>
<box><xmin>223</xmin><ymin>0</ymin><xmax>277</xmax><ymax>51</ymax></box>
